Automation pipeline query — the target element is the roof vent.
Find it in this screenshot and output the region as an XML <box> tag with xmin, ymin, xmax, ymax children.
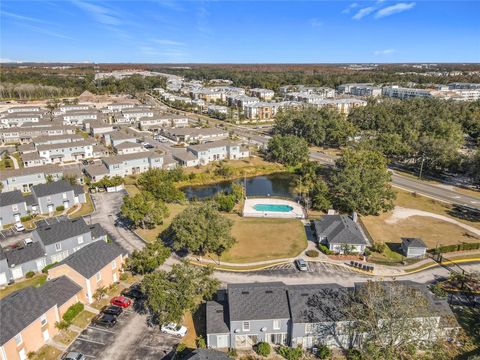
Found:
<box><xmin>301</xmin><ymin>293</ymin><xmax>309</xmax><ymax>297</ymax></box>
<box><xmin>44</xmin><ymin>227</ymin><xmax>51</xmax><ymax>231</ymax></box>
<box><xmin>241</xmin><ymin>291</ymin><xmax>249</xmax><ymax>295</ymax></box>
<box><xmin>265</xmin><ymin>290</ymin><xmax>273</xmax><ymax>294</ymax></box>
<box><xmin>216</xmin><ymin>310</ymin><xmax>223</xmax><ymax>313</ymax></box>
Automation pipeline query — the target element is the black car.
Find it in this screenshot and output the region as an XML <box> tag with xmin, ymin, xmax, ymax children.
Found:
<box><xmin>121</xmin><ymin>287</ymin><xmax>144</xmax><ymax>300</ymax></box>
<box><xmin>101</xmin><ymin>305</ymin><xmax>123</xmax><ymax>316</ymax></box>
<box><xmin>93</xmin><ymin>313</ymin><xmax>117</xmax><ymax>328</ymax></box>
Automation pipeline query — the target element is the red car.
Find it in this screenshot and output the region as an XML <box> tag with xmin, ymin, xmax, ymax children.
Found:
<box><xmin>110</xmin><ymin>296</ymin><xmax>132</xmax><ymax>308</ymax></box>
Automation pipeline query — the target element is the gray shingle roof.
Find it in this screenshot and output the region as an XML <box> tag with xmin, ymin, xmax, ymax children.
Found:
<box><xmin>287</xmin><ymin>284</ymin><xmax>352</xmax><ymax>324</ymax></box>
<box><xmin>402</xmin><ymin>237</ymin><xmax>427</xmax><ymax>249</ymax></box>
<box><xmin>0</xmin><ymin>276</ymin><xmax>82</xmax><ymax>346</ymax></box>
<box><xmin>206</xmin><ymin>291</ymin><xmax>230</xmax><ymax>334</ymax></box>
<box><xmin>31</xmin><ymin>180</ymin><xmax>74</xmax><ymax>198</ymax></box>
<box><xmin>35</xmin><ymin>217</ymin><xmax>90</xmax><ymax>246</ymax></box>
<box><xmin>185</xmin><ymin>349</ymin><xmax>231</xmax><ymax>360</ymax></box>
<box><xmin>4</xmin><ymin>242</ymin><xmax>46</xmax><ymax>267</ymax></box>
<box><xmin>227</xmin><ymin>282</ymin><xmax>290</xmax><ymax>321</ymax></box>
<box><xmin>52</xmin><ymin>240</ymin><xmax>124</xmax><ymax>278</ymax></box>
<box><xmin>89</xmin><ymin>223</ymin><xmax>107</xmax><ymax>240</ymax></box>
<box><xmin>314</xmin><ymin>215</ymin><xmax>367</xmax><ymax>245</ymax></box>
<box><xmin>0</xmin><ymin>190</ymin><xmax>25</xmax><ymax>207</ymax></box>
<box><xmin>72</xmin><ymin>185</ymin><xmax>85</xmax><ymax>196</ymax></box>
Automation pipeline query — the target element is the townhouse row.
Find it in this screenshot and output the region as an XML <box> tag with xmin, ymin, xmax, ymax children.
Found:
<box><xmin>206</xmin><ymin>281</ymin><xmax>458</xmax><ymax>350</ymax></box>
<box><xmin>0</xmin><ymin>180</ymin><xmax>86</xmax><ymax>228</ymax></box>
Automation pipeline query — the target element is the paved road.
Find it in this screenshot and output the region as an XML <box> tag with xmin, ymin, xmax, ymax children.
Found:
<box><xmin>309</xmin><ymin>151</ymin><xmax>480</xmax><ymax>210</ymax></box>
<box><xmin>89</xmin><ymin>192</ymin><xmax>145</xmax><ymax>253</ymax></box>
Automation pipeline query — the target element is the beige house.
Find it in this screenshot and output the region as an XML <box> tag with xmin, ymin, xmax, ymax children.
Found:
<box><xmin>0</xmin><ymin>276</ymin><xmax>82</xmax><ymax>360</ymax></box>
<box><xmin>48</xmin><ymin>240</ymin><xmax>126</xmax><ymax>304</ymax></box>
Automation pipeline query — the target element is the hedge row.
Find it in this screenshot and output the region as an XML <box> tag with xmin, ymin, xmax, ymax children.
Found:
<box><xmin>428</xmin><ymin>242</ymin><xmax>480</xmax><ymax>254</ymax></box>
<box><xmin>62</xmin><ymin>302</ymin><xmax>84</xmax><ymax>323</ymax></box>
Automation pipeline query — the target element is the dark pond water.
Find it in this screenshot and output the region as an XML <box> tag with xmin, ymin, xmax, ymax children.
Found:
<box><xmin>182</xmin><ymin>173</ymin><xmax>298</xmax><ymax>199</ymax></box>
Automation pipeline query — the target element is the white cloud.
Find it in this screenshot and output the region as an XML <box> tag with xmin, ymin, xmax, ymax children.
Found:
<box><xmin>152</xmin><ymin>39</ymin><xmax>185</xmax><ymax>46</ymax></box>
<box><xmin>374</xmin><ymin>49</ymin><xmax>396</xmax><ymax>55</ymax></box>
<box><xmin>1</xmin><ymin>10</ymin><xmax>50</xmax><ymax>24</ymax></box>
<box><xmin>0</xmin><ymin>58</ymin><xmax>23</xmax><ymax>63</ymax></box>
<box><xmin>341</xmin><ymin>3</ymin><xmax>359</xmax><ymax>14</ymax></box>
<box><xmin>375</xmin><ymin>2</ymin><xmax>416</xmax><ymax>18</ymax></box>
<box><xmin>352</xmin><ymin>7</ymin><xmax>375</xmax><ymax>20</ymax></box>
<box><xmin>71</xmin><ymin>0</ymin><xmax>122</xmax><ymax>25</ymax></box>
<box><xmin>309</xmin><ymin>18</ymin><xmax>323</xmax><ymax>28</ymax></box>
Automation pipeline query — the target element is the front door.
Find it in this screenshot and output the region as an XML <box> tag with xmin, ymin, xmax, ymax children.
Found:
<box><xmin>63</xmin><ymin>200</ymin><xmax>69</xmax><ymax>208</ymax></box>
<box><xmin>12</xmin><ymin>266</ymin><xmax>23</xmax><ymax>280</ymax></box>
<box><xmin>19</xmin><ymin>349</ymin><xmax>27</xmax><ymax>360</ymax></box>
<box><xmin>0</xmin><ymin>272</ymin><xmax>7</xmax><ymax>285</ymax></box>
<box><xmin>47</xmin><ymin>204</ymin><xmax>54</xmax><ymax>213</ymax></box>
<box><xmin>42</xmin><ymin>329</ymin><xmax>50</xmax><ymax>341</ymax></box>
<box><xmin>36</xmin><ymin>258</ymin><xmax>46</xmax><ymax>272</ymax></box>
<box><xmin>113</xmin><ymin>272</ymin><xmax>118</xmax><ymax>283</ymax></box>
<box><xmin>14</xmin><ymin>213</ymin><xmax>20</xmax><ymax>223</ymax></box>
<box><xmin>217</xmin><ymin>335</ymin><xmax>229</xmax><ymax>348</ymax></box>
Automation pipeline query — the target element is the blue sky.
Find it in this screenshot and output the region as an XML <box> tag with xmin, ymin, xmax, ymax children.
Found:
<box><xmin>1</xmin><ymin>1</ymin><xmax>479</xmax><ymax>63</ymax></box>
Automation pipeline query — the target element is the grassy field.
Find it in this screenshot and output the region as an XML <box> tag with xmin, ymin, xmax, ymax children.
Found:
<box><xmin>0</xmin><ymin>274</ymin><xmax>47</xmax><ymax>299</ymax></box>
<box><xmin>217</xmin><ymin>214</ymin><xmax>307</xmax><ymax>263</ymax></box>
<box><xmin>71</xmin><ymin>310</ymin><xmax>96</xmax><ymax>328</ymax></box>
<box><xmin>135</xmin><ymin>203</ymin><xmax>188</xmax><ymax>242</ymax></box>
<box><xmin>28</xmin><ymin>345</ymin><xmax>62</xmax><ymax>360</ymax></box>
<box><xmin>69</xmin><ymin>193</ymin><xmax>95</xmax><ymax>218</ymax></box>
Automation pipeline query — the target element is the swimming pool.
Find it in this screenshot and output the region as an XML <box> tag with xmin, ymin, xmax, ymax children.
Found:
<box><xmin>253</xmin><ymin>204</ymin><xmax>294</xmax><ymax>212</ymax></box>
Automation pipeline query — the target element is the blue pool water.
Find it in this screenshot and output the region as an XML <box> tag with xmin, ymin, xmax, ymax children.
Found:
<box><xmin>253</xmin><ymin>204</ymin><xmax>294</xmax><ymax>212</ymax></box>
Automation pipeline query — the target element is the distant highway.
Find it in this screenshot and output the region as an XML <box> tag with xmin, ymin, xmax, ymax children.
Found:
<box><xmin>310</xmin><ymin>151</ymin><xmax>480</xmax><ymax>210</ymax></box>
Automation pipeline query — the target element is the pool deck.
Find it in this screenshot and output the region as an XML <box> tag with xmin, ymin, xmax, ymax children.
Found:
<box><xmin>243</xmin><ymin>198</ymin><xmax>305</xmax><ymax>219</ymax></box>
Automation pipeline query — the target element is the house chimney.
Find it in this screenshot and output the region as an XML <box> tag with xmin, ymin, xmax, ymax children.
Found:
<box><xmin>352</xmin><ymin>212</ymin><xmax>358</xmax><ymax>223</ymax></box>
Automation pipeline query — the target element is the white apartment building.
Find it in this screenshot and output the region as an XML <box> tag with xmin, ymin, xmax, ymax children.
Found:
<box><xmin>249</xmin><ymin>88</ymin><xmax>275</xmax><ymax>100</ymax></box>
<box><xmin>37</xmin><ymin>140</ymin><xmax>94</xmax><ymax>163</ymax></box>
<box><xmin>7</xmin><ymin>106</ymin><xmax>41</xmax><ymax>113</ymax></box>
<box><xmin>107</xmin><ymin>103</ymin><xmax>135</xmax><ymax>112</ymax></box>
<box><xmin>382</xmin><ymin>86</ymin><xmax>433</xmax><ymax>99</ymax></box>
<box><xmin>0</xmin><ymin>113</ymin><xmax>43</xmax><ymax>128</ymax></box>
<box><xmin>62</xmin><ymin>111</ymin><xmax>98</xmax><ymax>125</ymax></box>
<box><xmin>187</xmin><ymin>140</ymin><xmax>249</xmax><ymax>165</ymax></box>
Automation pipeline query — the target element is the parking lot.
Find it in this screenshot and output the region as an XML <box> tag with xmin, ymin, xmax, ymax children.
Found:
<box><xmin>65</xmin><ymin>306</ymin><xmax>179</xmax><ymax>360</ymax></box>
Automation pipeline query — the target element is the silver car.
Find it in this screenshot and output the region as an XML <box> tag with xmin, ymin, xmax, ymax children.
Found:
<box><xmin>295</xmin><ymin>259</ymin><xmax>309</xmax><ymax>271</ymax></box>
<box><xmin>62</xmin><ymin>352</ymin><xmax>85</xmax><ymax>360</ymax></box>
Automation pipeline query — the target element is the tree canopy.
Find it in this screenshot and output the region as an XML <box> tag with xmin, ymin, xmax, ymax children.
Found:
<box><xmin>121</xmin><ymin>191</ymin><xmax>169</xmax><ymax>229</ymax></box>
<box><xmin>128</xmin><ymin>241</ymin><xmax>171</xmax><ymax>275</ymax></box>
<box><xmin>142</xmin><ymin>261</ymin><xmax>219</xmax><ymax>324</ymax></box>
<box><xmin>169</xmin><ymin>203</ymin><xmax>235</xmax><ymax>256</ymax></box>
<box><xmin>137</xmin><ymin>168</ymin><xmax>186</xmax><ymax>203</ymax></box>
<box><xmin>266</xmin><ymin>135</ymin><xmax>309</xmax><ymax>166</ymax></box>
<box><xmin>274</xmin><ymin>107</ymin><xmax>355</xmax><ymax>147</ymax></box>
<box><xmin>329</xmin><ymin>148</ymin><xmax>395</xmax><ymax>215</ymax></box>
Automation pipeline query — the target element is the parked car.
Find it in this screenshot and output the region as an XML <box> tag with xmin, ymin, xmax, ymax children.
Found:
<box><xmin>62</xmin><ymin>352</ymin><xmax>86</xmax><ymax>360</ymax></box>
<box><xmin>161</xmin><ymin>323</ymin><xmax>188</xmax><ymax>337</ymax></box>
<box><xmin>101</xmin><ymin>305</ymin><xmax>123</xmax><ymax>316</ymax></box>
<box><xmin>121</xmin><ymin>287</ymin><xmax>144</xmax><ymax>300</ymax></box>
<box><xmin>82</xmin><ymin>160</ymin><xmax>89</xmax><ymax>165</ymax></box>
<box><xmin>14</xmin><ymin>223</ymin><xmax>25</xmax><ymax>232</ymax></box>
<box><xmin>92</xmin><ymin>313</ymin><xmax>117</xmax><ymax>328</ymax></box>
<box><xmin>24</xmin><ymin>237</ymin><xmax>33</xmax><ymax>246</ymax></box>
<box><xmin>295</xmin><ymin>259</ymin><xmax>309</xmax><ymax>272</ymax></box>
<box><xmin>110</xmin><ymin>296</ymin><xmax>132</xmax><ymax>308</ymax></box>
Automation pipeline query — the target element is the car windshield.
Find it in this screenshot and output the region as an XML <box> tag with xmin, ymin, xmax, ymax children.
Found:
<box><xmin>175</xmin><ymin>325</ymin><xmax>182</xmax><ymax>331</ymax></box>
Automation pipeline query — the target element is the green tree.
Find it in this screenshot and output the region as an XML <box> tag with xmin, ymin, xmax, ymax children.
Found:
<box><xmin>137</xmin><ymin>168</ymin><xmax>185</xmax><ymax>203</ymax></box>
<box><xmin>266</xmin><ymin>135</ymin><xmax>309</xmax><ymax>166</ymax></box>
<box><xmin>310</xmin><ymin>180</ymin><xmax>332</xmax><ymax>212</ymax></box>
<box><xmin>121</xmin><ymin>191</ymin><xmax>169</xmax><ymax>229</ymax></box>
<box><xmin>169</xmin><ymin>203</ymin><xmax>236</xmax><ymax>256</ymax></box>
<box><xmin>128</xmin><ymin>241</ymin><xmax>171</xmax><ymax>274</ymax></box>
<box><xmin>329</xmin><ymin>149</ymin><xmax>395</xmax><ymax>215</ymax></box>
<box><xmin>142</xmin><ymin>261</ymin><xmax>219</xmax><ymax>324</ymax></box>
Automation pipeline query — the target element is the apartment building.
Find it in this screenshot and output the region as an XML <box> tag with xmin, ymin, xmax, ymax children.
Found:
<box><xmin>160</xmin><ymin>127</ymin><xmax>229</xmax><ymax>144</ymax></box>
<box><xmin>37</xmin><ymin>140</ymin><xmax>94</xmax><ymax>164</ymax></box>
<box><xmin>61</xmin><ymin>111</ymin><xmax>98</xmax><ymax>125</ymax></box>
<box><xmin>53</xmin><ymin>104</ymin><xmax>91</xmax><ymax>115</ymax></box>
<box><xmin>103</xmin><ymin>131</ymin><xmax>137</xmax><ymax>147</ymax></box>
<box><xmin>31</xmin><ymin>134</ymin><xmax>84</xmax><ymax>146</ymax></box>
<box><xmin>187</xmin><ymin>141</ymin><xmax>249</xmax><ymax>165</ymax></box>
<box><xmin>207</xmin><ymin>104</ymin><xmax>229</xmax><ymax>115</ymax></box>
<box><xmin>249</xmin><ymin>88</ymin><xmax>275</xmax><ymax>100</ymax></box>
<box><xmin>448</xmin><ymin>82</ymin><xmax>480</xmax><ymax>90</ymax></box>
<box><xmin>227</xmin><ymin>95</ymin><xmax>260</xmax><ymax>109</ymax></box>
<box><xmin>206</xmin><ymin>281</ymin><xmax>457</xmax><ymax>350</ymax></box>
<box><xmin>337</xmin><ymin>83</ymin><xmax>382</xmax><ymax>97</ymax></box>
<box><xmin>114</xmin><ymin>141</ymin><xmax>145</xmax><ymax>155</ymax></box>
<box><xmin>101</xmin><ymin>151</ymin><xmax>164</xmax><ymax>177</ymax></box>
<box><xmin>138</xmin><ymin>114</ymin><xmax>189</xmax><ymax>131</ymax></box>
<box><xmin>0</xmin><ymin>165</ymin><xmax>83</xmax><ymax>193</ymax></box>
<box><xmin>309</xmin><ymin>99</ymin><xmax>367</xmax><ymax>114</ymax></box>
<box><xmin>244</xmin><ymin>101</ymin><xmax>301</xmax><ymax>120</ymax></box>
<box><xmin>0</xmin><ymin>125</ymin><xmax>76</xmax><ymax>144</ymax></box>
<box><xmin>121</xmin><ymin>108</ymin><xmax>154</xmax><ymax>121</ymax></box>
<box><xmin>382</xmin><ymin>86</ymin><xmax>433</xmax><ymax>99</ymax></box>
<box><xmin>49</xmin><ymin>240</ymin><xmax>126</xmax><ymax>304</ymax></box>
<box><xmin>21</xmin><ymin>152</ymin><xmax>46</xmax><ymax>168</ymax></box>
<box><xmin>107</xmin><ymin>103</ymin><xmax>135</xmax><ymax>112</ymax></box>
<box><xmin>0</xmin><ymin>191</ymin><xmax>28</xmax><ymax>228</ymax></box>
<box><xmin>85</xmin><ymin>121</ymin><xmax>114</xmax><ymax>136</ymax></box>
<box><xmin>30</xmin><ymin>180</ymin><xmax>86</xmax><ymax>214</ymax></box>
<box><xmin>0</xmin><ymin>113</ymin><xmax>43</xmax><ymax>128</ymax></box>
<box><xmin>6</xmin><ymin>106</ymin><xmax>42</xmax><ymax>114</ymax></box>
<box><xmin>0</xmin><ymin>276</ymin><xmax>83</xmax><ymax>360</ymax></box>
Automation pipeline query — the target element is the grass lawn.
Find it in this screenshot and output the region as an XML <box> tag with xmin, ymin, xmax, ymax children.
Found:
<box><xmin>28</xmin><ymin>345</ymin><xmax>62</xmax><ymax>360</ymax></box>
<box><xmin>53</xmin><ymin>329</ymin><xmax>79</xmax><ymax>346</ymax></box>
<box><xmin>135</xmin><ymin>203</ymin><xmax>188</xmax><ymax>242</ymax></box>
<box><xmin>216</xmin><ymin>214</ymin><xmax>307</xmax><ymax>263</ymax></box>
<box><xmin>393</xmin><ymin>189</ymin><xmax>480</xmax><ymax>229</ymax></box>
<box><xmin>69</xmin><ymin>193</ymin><xmax>95</xmax><ymax>218</ymax></box>
<box><xmin>124</xmin><ymin>184</ymin><xmax>140</xmax><ymax>195</ymax></box>
<box><xmin>0</xmin><ymin>274</ymin><xmax>47</xmax><ymax>299</ymax></box>
<box><xmin>71</xmin><ymin>310</ymin><xmax>96</xmax><ymax>329</ymax></box>
<box><xmin>182</xmin><ymin>311</ymin><xmax>198</xmax><ymax>349</ymax></box>
<box><xmin>452</xmin><ymin>307</ymin><xmax>480</xmax><ymax>356</ymax></box>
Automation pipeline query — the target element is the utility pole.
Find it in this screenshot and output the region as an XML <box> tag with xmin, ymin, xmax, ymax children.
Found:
<box><xmin>419</xmin><ymin>155</ymin><xmax>425</xmax><ymax>180</ymax></box>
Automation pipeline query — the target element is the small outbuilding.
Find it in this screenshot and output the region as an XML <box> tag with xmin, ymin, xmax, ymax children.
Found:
<box><xmin>401</xmin><ymin>237</ymin><xmax>428</xmax><ymax>258</ymax></box>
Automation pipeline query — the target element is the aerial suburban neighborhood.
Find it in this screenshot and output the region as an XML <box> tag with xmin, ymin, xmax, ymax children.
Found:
<box><xmin>0</xmin><ymin>1</ymin><xmax>479</xmax><ymax>360</ymax></box>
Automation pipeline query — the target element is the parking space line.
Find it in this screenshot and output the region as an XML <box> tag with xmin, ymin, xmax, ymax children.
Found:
<box><xmin>87</xmin><ymin>326</ymin><xmax>116</xmax><ymax>334</ymax></box>
<box><xmin>76</xmin><ymin>337</ymin><xmax>106</xmax><ymax>346</ymax></box>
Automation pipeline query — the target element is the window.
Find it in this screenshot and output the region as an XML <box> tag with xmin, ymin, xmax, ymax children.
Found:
<box><xmin>112</xmin><ymin>260</ymin><xmax>117</xmax><ymax>269</ymax></box>
<box><xmin>95</xmin><ymin>272</ymin><xmax>101</xmax><ymax>282</ymax></box>
<box><xmin>77</xmin><ymin>236</ymin><xmax>84</xmax><ymax>244</ymax></box>
<box><xmin>273</xmin><ymin>320</ymin><xmax>280</xmax><ymax>330</ymax></box>
<box><xmin>15</xmin><ymin>333</ymin><xmax>23</xmax><ymax>345</ymax></box>
<box><xmin>242</xmin><ymin>321</ymin><xmax>250</xmax><ymax>332</ymax></box>
<box><xmin>55</xmin><ymin>243</ymin><xmax>62</xmax><ymax>252</ymax></box>
<box><xmin>40</xmin><ymin>314</ymin><xmax>47</xmax><ymax>326</ymax></box>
